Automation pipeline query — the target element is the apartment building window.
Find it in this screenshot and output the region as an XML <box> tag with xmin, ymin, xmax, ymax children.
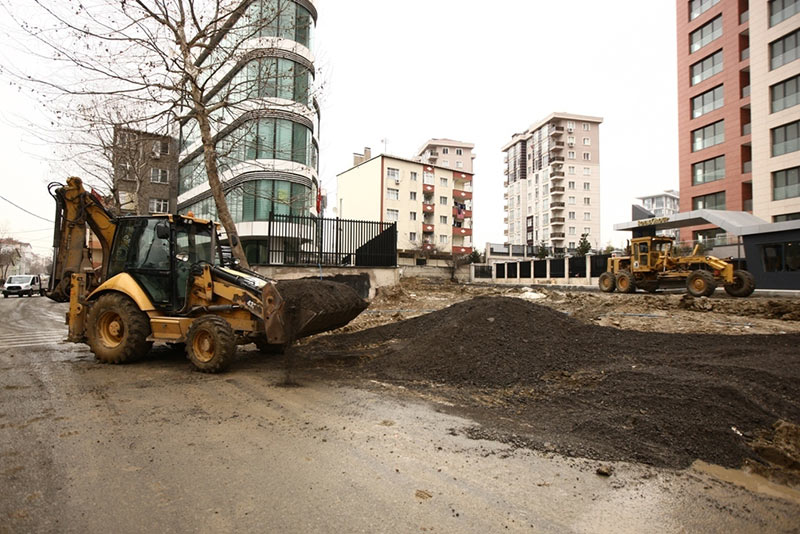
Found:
<box><xmin>770</xmin><ymin>29</ymin><xmax>800</xmax><ymax>70</ymax></box>
<box><xmin>692</xmin><ymin>119</ymin><xmax>725</xmax><ymax>151</ymax></box>
<box><xmin>762</xmin><ymin>242</ymin><xmax>800</xmax><ymax>272</ymax></box>
<box><xmin>569</xmin><ymin>242</ymin><xmax>576</xmax><ymax>250</ymax></box>
<box><xmin>409</xmin><ymin>232</ymin><xmax>417</xmax><ymax>242</ymax></box>
<box><xmin>692</xmin><ymin>155</ymin><xmax>725</xmax><ymax>184</ymax></box>
<box><xmin>690</xmin><ymin>16</ymin><xmax>722</xmax><ymax>53</ymax></box>
<box><xmin>583</xmin><ymin>182</ymin><xmax>591</xmax><ymax>191</ymax></box>
<box><xmin>440</xmin><ymin>235</ymin><xmax>448</xmax><ymax>244</ymax></box>
<box><xmin>154</xmin><ymin>140</ymin><xmax>170</xmax><ymax>155</ymax></box>
<box><xmin>584</xmin><ymin>227</ymin><xmax>591</xmax><ymax>235</ymax></box>
<box><xmin>582</xmin><ymin>137</ymin><xmax>591</xmax><ymax>146</ymax></box>
<box><xmin>440</xmin><ymin>215</ymin><xmax>448</xmax><ymax>224</ymax></box>
<box><xmin>440</xmin><ymin>177</ymin><xmax>448</xmax><ymax>187</ymax></box>
<box><xmin>442</xmin><ymin>160</ymin><xmax>450</xmax><ymax>167</ymax></box>
<box><xmin>582</xmin><ymin>152</ymin><xmax>591</xmax><ymax>161</ymax></box>
<box><xmin>386</xmin><ymin>167</ymin><xmax>400</xmax><ymax>180</ymax></box>
<box><xmin>410</xmin><ymin>211</ymin><xmax>417</xmax><ymax>221</ymax></box>
<box><xmin>569</xmin><ymin>211</ymin><xmax>576</xmax><ymax>220</ymax></box>
<box><xmin>149</xmin><ymin>199</ymin><xmax>169</xmax><ymax>213</ymax></box>
<box><xmin>691</xmin><ymin>84</ymin><xmax>724</xmax><ymax>118</ymax></box>
<box><xmin>690</xmin><ymin>50</ymin><xmax>723</xmax><ymax>85</ymax></box>
<box><xmin>583</xmin><ymin>197</ymin><xmax>591</xmax><ymax>205</ymax></box>
<box><xmin>583</xmin><ymin>167</ymin><xmax>591</xmax><ymax>176</ymax></box>
<box><xmin>543</xmin><ymin>214</ymin><xmax>549</xmax><ymax>225</ymax></box>
<box><xmin>582</xmin><ymin>123</ymin><xmax>590</xmax><ymax>131</ymax></box>
<box><xmin>772</xmin><ymin>120</ymin><xmax>800</xmax><ymax>156</ymax></box>
<box><xmin>442</xmin><ymin>148</ymin><xmax>449</xmax><ymax>154</ymax></box>
<box><xmin>568</xmin><ymin>181</ymin><xmax>575</xmax><ymax>189</ymax></box>
<box><xmin>770</xmin><ymin>0</ymin><xmax>800</xmax><ymax>27</ymax></box>
<box><xmin>774</xmin><ymin>212</ymin><xmax>800</xmax><ymax>221</ymax></box>
<box><xmin>568</xmin><ymin>166</ymin><xmax>575</xmax><ymax>175</ymax></box>
<box><xmin>410</xmin><ymin>191</ymin><xmax>417</xmax><ymax>200</ymax></box>
<box><xmin>151</xmin><ymin>169</ymin><xmax>169</xmax><ymax>183</ymax></box>
<box><xmin>439</xmin><ymin>196</ymin><xmax>447</xmax><ymax>205</ymax></box>
<box><xmin>569</xmin><ymin>196</ymin><xmax>576</xmax><ymax>205</ymax></box>
<box><xmin>584</xmin><ymin>212</ymin><xmax>591</xmax><ymax>221</ymax></box>
<box><xmin>456</xmin><ymin>161</ymin><xmax>463</xmax><ymax>169</ymax></box>
<box><xmin>772</xmin><ymin>74</ymin><xmax>800</xmax><ymax>113</ymax></box>
<box><xmin>569</xmin><ymin>227</ymin><xmax>576</xmax><ymax>236</ymax></box>
<box><xmin>386</xmin><ymin>209</ymin><xmax>399</xmax><ymax>222</ymax></box>
<box><xmin>773</xmin><ymin>166</ymin><xmax>800</xmax><ymax>200</ymax></box>
<box><xmin>423</xmin><ymin>172</ymin><xmax>434</xmax><ymax>184</ymax></box>
<box><xmin>692</xmin><ymin>191</ymin><xmax>726</xmax><ymax>209</ymax></box>
<box><xmin>387</xmin><ymin>188</ymin><xmax>399</xmax><ymax>200</ymax></box>
<box><xmin>568</xmin><ymin>151</ymin><xmax>576</xmax><ymax>159</ymax></box>
<box><xmin>689</xmin><ymin>0</ymin><xmax>720</xmax><ymax>20</ymax></box>
<box><xmin>456</xmin><ymin>148</ymin><xmax>463</xmax><ymax>155</ymax></box>
<box><xmin>410</xmin><ymin>171</ymin><xmax>418</xmax><ymax>181</ymax></box>
<box><xmin>567</xmin><ymin>121</ymin><xmax>575</xmax><ymax>130</ymax></box>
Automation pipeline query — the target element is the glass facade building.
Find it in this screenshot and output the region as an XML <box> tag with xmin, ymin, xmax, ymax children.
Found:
<box><xmin>177</xmin><ymin>0</ymin><xmax>319</xmax><ymax>226</ymax></box>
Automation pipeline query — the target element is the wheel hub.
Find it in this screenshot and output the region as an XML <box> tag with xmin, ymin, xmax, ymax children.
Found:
<box><xmin>193</xmin><ymin>332</ymin><xmax>215</xmax><ymax>363</ymax></box>
<box><xmin>98</xmin><ymin>311</ymin><xmax>124</xmax><ymax>347</ymax></box>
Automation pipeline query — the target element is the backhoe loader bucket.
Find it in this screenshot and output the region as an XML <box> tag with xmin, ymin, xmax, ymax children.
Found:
<box><xmin>263</xmin><ymin>279</ymin><xmax>368</xmax><ymax>344</ymax></box>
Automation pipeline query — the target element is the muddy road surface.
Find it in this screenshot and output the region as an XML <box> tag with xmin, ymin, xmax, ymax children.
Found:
<box><xmin>1</xmin><ymin>296</ymin><xmax>799</xmax><ymax>533</ymax></box>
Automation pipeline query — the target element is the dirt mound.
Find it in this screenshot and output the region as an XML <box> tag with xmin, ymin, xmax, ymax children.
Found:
<box><xmin>305</xmin><ymin>296</ymin><xmax>800</xmax><ymax>470</ymax></box>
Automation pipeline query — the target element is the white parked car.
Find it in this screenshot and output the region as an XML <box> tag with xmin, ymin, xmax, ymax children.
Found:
<box><xmin>2</xmin><ymin>275</ymin><xmax>44</xmax><ymax>298</ymax></box>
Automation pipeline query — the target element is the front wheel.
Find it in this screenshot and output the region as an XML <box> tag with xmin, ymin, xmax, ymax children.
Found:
<box><xmin>724</xmin><ymin>270</ymin><xmax>755</xmax><ymax>297</ymax></box>
<box><xmin>598</xmin><ymin>272</ymin><xmax>616</xmax><ymax>293</ymax></box>
<box><xmin>86</xmin><ymin>293</ymin><xmax>153</xmax><ymax>364</ymax></box>
<box><xmin>615</xmin><ymin>271</ymin><xmax>636</xmax><ymax>293</ymax></box>
<box><xmin>186</xmin><ymin>316</ymin><xmax>236</xmax><ymax>373</ymax></box>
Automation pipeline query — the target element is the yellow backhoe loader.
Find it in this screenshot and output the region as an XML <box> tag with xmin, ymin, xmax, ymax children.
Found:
<box><xmin>47</xmin><ymin>177</ymin><xmax>367</xmax><ymax>372</ymax></box>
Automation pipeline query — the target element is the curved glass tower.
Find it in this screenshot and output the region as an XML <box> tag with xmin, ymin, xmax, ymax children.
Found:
<box><xmin>177</xmin><ymin>0</ymin><xmax>319</xmax><ymax>265</ymax></box>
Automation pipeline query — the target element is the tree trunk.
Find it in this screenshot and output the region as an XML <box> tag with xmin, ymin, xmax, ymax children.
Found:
<box><xmin>195</xmin><ymin>112</ymin><xmax>250</xmax><ymax>269</ymax></box>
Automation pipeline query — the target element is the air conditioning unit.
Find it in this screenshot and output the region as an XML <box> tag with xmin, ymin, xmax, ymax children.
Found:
<box><xmin>567</xmin><ymin>127</ymin><xmax>574</xmax><ymax>133</ymax></box>
<box><xmin>568</xmin><ymin>142</ymin><xmax>575</xmax><ymax>147</ymax></box>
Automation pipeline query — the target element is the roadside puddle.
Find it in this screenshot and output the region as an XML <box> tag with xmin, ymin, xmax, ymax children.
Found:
<box><xmin>692</xmin><ymin>460</ymin><xmax>800</xmax><ymax>505</ymax></box>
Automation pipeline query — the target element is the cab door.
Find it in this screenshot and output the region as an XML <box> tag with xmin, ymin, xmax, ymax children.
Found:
<box><xmin>636</xmin><ymin>241</ymin><xmax>650</xmax><ymax>271</ymax></box>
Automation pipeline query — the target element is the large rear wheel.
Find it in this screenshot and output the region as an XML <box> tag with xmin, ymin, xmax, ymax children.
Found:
<box><xmin>615</xmin><ymin>271</ymin><xmax>636</xmax><ymax>294</ymax></box>
<box><xmin>724</xmin><ymin>269</ymin><xmax>755</xmax><ymax>297</ymax></box>
<box><xmin>598</xmin><ymin>272</ymin><xmax>616</xmax><ymax>293</ymax></box>
<box><xmin>687</xmin><ymin>270</ymin><xmax>716</xmax><ymax>297</ymax></box>
<box><xmin>186</xmin><ymin>316</ymin><xmax>236</xmax><ymax>373</ymax></box>
<box><xmin>86</xmin><ymin>293</ymin><xmax>153</xmax><ymax>364</ymax></box>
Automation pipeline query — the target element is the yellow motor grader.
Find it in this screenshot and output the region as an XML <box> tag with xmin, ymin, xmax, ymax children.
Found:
<box><xmin>47</xmin><ymin>177</ymin><xmax>367</xmax><ymax>372</ymax></box>
<box><xmin>598</xmin><ymin>235</ymin><xmax>755</xmax><ymax>297</ymax></box>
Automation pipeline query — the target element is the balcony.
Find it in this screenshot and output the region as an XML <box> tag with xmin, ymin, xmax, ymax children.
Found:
<box><xmin>551</xmin><ymin>232</ymin><xmax>566</xmax><ymax>239</ymax></box>
<box><xmin>549</xmin><ymin>125</ymin><xmax>565</xmax><ymax>136</ymax></box>
<box><xmin>423</xmin><ymin>224</ymin><xmax>435</xmax><ymax>233</ymax></box>
<box><xmin>423</xmin><ymin>202</ymin><xmax>435</xmax><ymax>213</ymax></box>
<box><xmin>422</xmin><ymin>243</ymin><xmax>435</xmax><ymax>251</ymax></box>
<box><xmin>550</xmin><ymin>142</ymin><xmax>565</xmax><ymax>151</ymax></box>
<box><xmin>453</xmin><ymin>189</ymin><xmax>473</xmax><ymax>201</ymax></box>
<box><xmin>551</xmin><ymin>171</ymin><xmax>565</xmax><ymax>178</ymax></box>
<box><xmin>742</xmin><ymin>123</ymin><xmax>751</xmax><ymax>136</ymax></box>
<box><xmin>550</xmin><ymin>201</ymin><xmax>565</xmax><ymax>209</ymax></box>
<box><xmin>551</xmin><ymin>217</ymin><xmax>566</xmax><ymax>224</ymax></box>
<box><xmin>741</xmin><ymin>48</ymin><xmax>750</xmax><ymax>61</ymax></box>
<box><xmin>550</xmin><ymin>156</ymin><xmax>565</xmax><ymax>163</ymax></box>
<box><xmin>452</xmin><ymin>246</ymin><xmax>473</xmax><ymax>255</ymax></box>
<box><xmin>423</xmin><ymin>184</ymin><xmax>435</xmax><ymax>195</ymax></box>
<box><xmin>452</xmin><ymin>226</ymin><xmax>473</xmax><ymax>237</ymax></box>
<box><xmin>740</xmin><ymin>10</ymin><xmax>749</xmax><ymax>24</ymax></box>
<box><xmin>454</xmin><ymin>172</ymin><xmax>473</xmax><ymax>182</ymax></box>
<box><xmin>742</xmin><ymin>85</ymin><xmax>751</xmax><ymax>98</ymax></box>
<box><xmin>453</xmin><ymin>206</ymin><xmax>473</xmax><ymax>219</ymax></box>
<box><xmin>743</xmin><ymin>199</ymin><xmax>753</xmax><ymax>212</ymax></box>
<box><xmin>742</xmin><ymin>161</ymin><xmax>752</xmax><ymax>174</ymax></box>
<box><xmin>550</xmin><ymin>186</ymin><xmax>565</xmax><ymax>194</ymax></box>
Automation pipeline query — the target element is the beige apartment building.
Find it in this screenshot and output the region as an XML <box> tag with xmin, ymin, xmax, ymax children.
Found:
<box><xmin>337</xmin><ymin>147</ymin><xmax>475</xmax><ymax>263</ymax></box>
<box><xmin>416</xmin><ymin>139</ymin><xmax>476</xmax><ymax>173</ymax></box>
<box><xmin>501</xmin><ymin>113</ymin><xmax>603</xmax><ymax>253</ymax></box>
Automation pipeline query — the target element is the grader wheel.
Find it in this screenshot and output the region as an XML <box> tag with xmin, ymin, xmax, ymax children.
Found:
<box><xmin>598</xmin><ymin>272</ymin><xmax>616</xmax><ymax>293</ymax></box>
<box><xmin>615</xmin><ymin>271</ymin><xmax>636</xmax><ymax>293</ymax></box>
<box><xmin>687</xmin><ymin>270</ymin><xmax>717</xmax><ymax>297</ymax></box>
<box><xmin>186</xmin><ymin>316</ymin><xmax>236</xmax><ymax>373</ymax></box>
<box><xmin>86</xmin><ymin>293</ymin><xmax>153</xmax><ymax>364</ymax></box>
<box><xmin>724</xmin><ymin>269</ymin><xmax>756</xmax><ymax>297</ymax></box>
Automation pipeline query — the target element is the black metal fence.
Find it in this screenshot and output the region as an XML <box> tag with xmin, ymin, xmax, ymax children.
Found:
<box><xmin>241</xmin><ymin>215</ymin><xmax>397</xmax><ymax>267</ymax></box>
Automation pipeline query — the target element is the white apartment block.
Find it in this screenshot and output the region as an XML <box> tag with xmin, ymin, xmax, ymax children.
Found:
<box><xmin>338</xmin><ymin>148</ymin><xmax>475</xmax><ymax>262</ymax></box>
<box><xmin>502</xmin><ymin>113</ymin><xmax>603</xmax><ymax>253</ymax></box>
<box><xmin>416</xmin><ymin>139</ymin><xmax>476</xmax><ymax>173</ymax></box>
<box><xmin>638</xmin><ymin>189</ymin><xmax>681</xmax><ymax>217</ymax></box>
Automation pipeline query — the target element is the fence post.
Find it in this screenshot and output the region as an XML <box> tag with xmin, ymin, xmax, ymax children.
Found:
<box><xmin>586</xmin><ymin>254</ymin><xmax>592</xmax><ymax>285</ymax></box>
<box><xmin>564</xmin><ymin>256</ymin><xmax>570</xmax><ymax>284</ymax></box>
<box><xmin>267</xmin><ymin>212</ymin><xmax>273</xmax><ymax>265</ymax></box>
<box><xmin>546</xmin><ymin>258</ymin><xmax>551</xmax><ymax>280</ymax></box>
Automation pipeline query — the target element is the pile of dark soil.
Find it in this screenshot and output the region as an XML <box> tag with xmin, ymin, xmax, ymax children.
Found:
<box><xmin>304</xmin><ymin>297</ymin><xmax>800</xmax><ymax>470</ymax></box>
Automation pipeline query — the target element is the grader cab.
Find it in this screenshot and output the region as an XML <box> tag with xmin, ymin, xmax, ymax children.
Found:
<box><xmin>598</xmin><ymin>236</ymin><xmax>755</xmax><ymax>297</ymax></box>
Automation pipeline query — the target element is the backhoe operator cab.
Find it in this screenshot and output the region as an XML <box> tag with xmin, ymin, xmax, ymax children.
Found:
<box><xmin>599</xmin><ymin>235</ymin><xmax>755</xmax><ymax>298</ymax></box>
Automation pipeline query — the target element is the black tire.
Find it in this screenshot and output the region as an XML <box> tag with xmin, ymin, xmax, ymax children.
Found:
<box><xmin>254</xmin><ymin>337</ymin><xmax>287</xmax><ymax>355</ymax></box>
<box><xmin>724</xmin><ymin>269</ymin><xmax>755</xmax><ymax>298</ymax></box>
<box><xmin>2</xmin><ymin>294</ymin><xmax>6</xmax><ymax>298</ymax></box>
<box><xmin>86</xmin><ymin>293</ymin><xmax>153</xmax><ymax>364</ymax></box>
<box><xmin>28</xmin><ymin>290</ymin><xmax>33</xmax><ymax>297</ymax></box>
<box><xmin>598</xmin><ymin>272</ymin><xmax>616</xmax><ymax>293</ymax></box>
<box><xmin>615</xmin><ymin>271</ymin><xmax>636</xmax><ymax>293</ymax></box>
<box><xmin>186</xmin><ymin>316</ymin><xmax>236</xmax><ymax>373</ymax></box>
<box><xmin>686</xmin><ymin>270</ymin><xmax>716</xmax><ymax>297</ymax></box>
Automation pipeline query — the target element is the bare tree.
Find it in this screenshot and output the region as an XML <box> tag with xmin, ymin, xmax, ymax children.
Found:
<box><xmin>1</xmin><ymin>0</ymin><xmax>318</xmax><ymax>269</ymax></box>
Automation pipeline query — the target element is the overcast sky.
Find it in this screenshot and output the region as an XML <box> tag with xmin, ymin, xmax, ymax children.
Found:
<box><xmin>0</xmin><ymin>0</ymin><xmax>679</xmax><ymax>255</ymax></box>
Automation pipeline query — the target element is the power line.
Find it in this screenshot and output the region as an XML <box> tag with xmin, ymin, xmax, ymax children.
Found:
<box><xmin>0</xmin><ymin>195</ymin><xmax>54</xmax><ymax>223</ymax></box>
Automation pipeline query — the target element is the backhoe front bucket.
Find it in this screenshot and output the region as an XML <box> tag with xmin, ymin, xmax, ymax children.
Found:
<box><xmin>262</xmin><ymin>279</ymin><xmax>368</xmax><ymax>344</ymax></box>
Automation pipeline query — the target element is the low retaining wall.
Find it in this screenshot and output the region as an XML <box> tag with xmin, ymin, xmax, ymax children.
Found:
<box><xmin>471</xmin><ymin>255</ymin><xmax>605</xmax><ymax>288</ymax></box>
<box><xmin>254</xmin><ymin>266</ymin><xmax>399</xmax><ymax>299</ymax></box>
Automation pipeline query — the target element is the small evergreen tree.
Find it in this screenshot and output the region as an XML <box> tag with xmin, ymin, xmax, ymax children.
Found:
<box><xmin>576</xmin><ymin>233</ymin><xmax>592</xmax><ymax>256</ymax></box>
<box><xmin>536</xmin><ymin>240</ymin><xmax>548</xmax><ymax>260</ymax></box>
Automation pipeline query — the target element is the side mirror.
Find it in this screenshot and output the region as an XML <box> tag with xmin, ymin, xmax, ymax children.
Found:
<box><xmin>156</xmin><ymin>222</ymin><xmax>170</xmax><ymax>240</ymax></box>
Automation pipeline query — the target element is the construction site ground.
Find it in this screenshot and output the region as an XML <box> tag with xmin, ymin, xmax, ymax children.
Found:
<box><xmin>2</xmin><ymin>282</ymin><xmax>800</xmax><ymax>532</ymax></box>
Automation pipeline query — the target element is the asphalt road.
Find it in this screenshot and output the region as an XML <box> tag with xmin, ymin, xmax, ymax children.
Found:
<box><xmin>1</xmin><ymin>296</ymin><xmax>799</xmax><ymax>533</ymax></box>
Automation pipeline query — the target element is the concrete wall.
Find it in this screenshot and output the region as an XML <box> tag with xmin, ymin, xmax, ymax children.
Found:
<box><xmin>400</xmin><ymin>265</ymin><xmax>470</xmax><ymax>283</ymax></box>
<box><xmin>336</xmin><ymin>157</ymin><xmax>383</xmax><ymax>222</ymax></box>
